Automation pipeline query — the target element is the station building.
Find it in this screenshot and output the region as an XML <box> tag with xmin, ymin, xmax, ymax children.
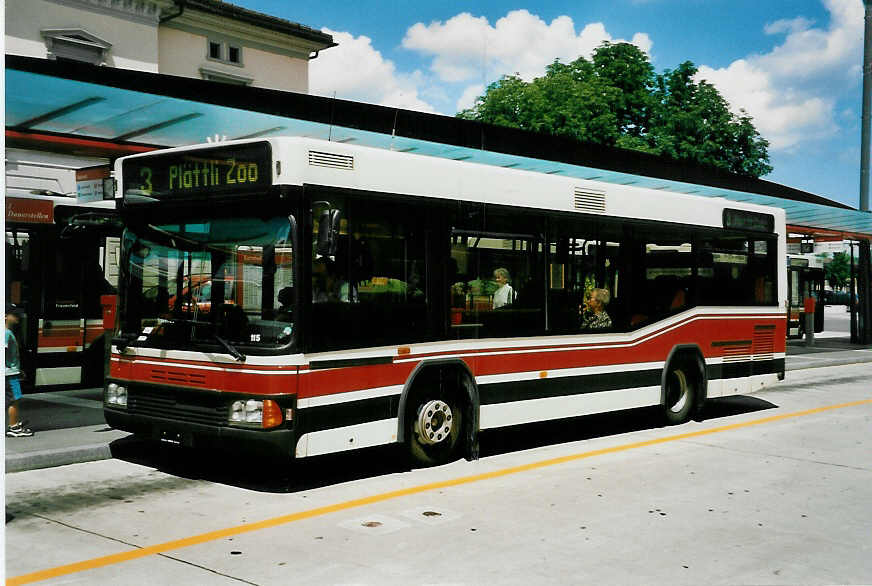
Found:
<box><xmin>4</xmin><ymin>0</ymin><xmax>335</xmax><ymax>389</ymax></box>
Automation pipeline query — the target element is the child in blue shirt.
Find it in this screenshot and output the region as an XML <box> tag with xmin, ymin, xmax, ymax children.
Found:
<box><xmin>6</xmin><ymin>305</ymin><xmax>33</xmax><ymax>437</ymax></box>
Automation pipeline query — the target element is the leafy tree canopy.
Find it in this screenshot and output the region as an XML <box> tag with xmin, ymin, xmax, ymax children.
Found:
<box><xmin>457</xmin><ymin>42</ymin><xmax>773</xmax><ymax>178</ymax></box>
<box><xmin>823</xmin><ymin>251</ymin><xmax>851</xmax><ymax>290</ymax></box>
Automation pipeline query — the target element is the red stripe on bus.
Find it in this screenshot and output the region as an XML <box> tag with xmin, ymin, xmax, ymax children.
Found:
<box><xmin>38</xmin><ymin>336</ymin><xmax>84</xmax><ymax>347</ymax></box>
<box><xmin>110</xmin><ymin>314</ymin><xmax>785</xmax><ymax>398</ymax></box>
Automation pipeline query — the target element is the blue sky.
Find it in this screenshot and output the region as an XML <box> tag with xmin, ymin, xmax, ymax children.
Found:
<box><xmin>238</xmin><ymin>0</ymin><xmax>864</xmax><ymax>208</ymax></box>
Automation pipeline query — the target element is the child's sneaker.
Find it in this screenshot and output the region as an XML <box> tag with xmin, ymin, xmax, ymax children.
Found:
<box><xmin>6</xmin><ymin>423</ymin><xmax>34</xmax><ymax>437</ymax></box>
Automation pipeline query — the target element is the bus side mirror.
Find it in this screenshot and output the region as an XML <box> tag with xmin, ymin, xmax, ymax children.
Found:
<box><xmin>317</xmin><ymin>208</ymin><xmax>341</xmax><ymax>257</ymax></box>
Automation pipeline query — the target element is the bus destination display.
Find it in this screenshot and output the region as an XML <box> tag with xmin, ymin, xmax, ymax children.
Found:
<box><xmin>122</xmin><ymin>142</ymin><xmax>271</xmax><ymax>201</ymax></box>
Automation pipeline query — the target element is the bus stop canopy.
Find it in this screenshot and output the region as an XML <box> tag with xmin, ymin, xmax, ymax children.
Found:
<box><xmin>6</xmin><ymin>54</ymin><xmax>872</xmax><ymax>240</ymax></box>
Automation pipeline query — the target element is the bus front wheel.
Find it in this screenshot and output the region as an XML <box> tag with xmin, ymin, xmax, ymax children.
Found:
<box><xmin>407</xmin><ymin>390</ymin><xmax>463</xmax><ymax>467</ymax></box>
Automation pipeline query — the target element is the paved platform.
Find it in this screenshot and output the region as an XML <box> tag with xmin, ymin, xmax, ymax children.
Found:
<box><xmin>3</xmin><ymin>388</ymin><xmax>130</xmax><ymax>473</ymax></box>
<box><xmin>4</xmin><ymin>334</ymin><xmax>871</xmax><ymax>473</ymax></box>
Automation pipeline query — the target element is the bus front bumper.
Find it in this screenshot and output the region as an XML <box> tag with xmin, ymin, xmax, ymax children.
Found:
<box><xmin>104</xmin><ymin>408</ymin><xmax>294</xmax><ymax>460</ymax></box>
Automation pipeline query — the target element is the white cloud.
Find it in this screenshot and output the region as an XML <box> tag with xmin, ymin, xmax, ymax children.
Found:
<box><xmin>697</xmin><ymin>0</ymin><xmax>863</xmax><ymax>151</ymax></box>
<box><xmin>308</xmin><ymin>12</ymin><xmax>651</xmax><ymax>116</ymax></box>
<box><xmin>456</xmin><ymin>83</ymin><xmax>485</xmax><ymax>112</ymax></box>
<box><xmin>764</xmin><ymin>16</ymin><xmax>815</xmax><ymax>36</ymax></box>
<box><xmin>402</xmin><ymin>9</ymin><xmax>652</xmax><ymax>84</ymax></box>
<box><xmin>309</xmin><ymin>29</ymin><xmax>435</xmax><ymax>112</ymax></box>
<box><xmin>697</xmin><ymin>59</ymin><xmax>837</xmax><ymax>150</ymax></box>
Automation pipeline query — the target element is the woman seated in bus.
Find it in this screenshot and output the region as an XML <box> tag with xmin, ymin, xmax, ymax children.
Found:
<box><xmin>580</xmin><ymin>288</ymin><xmax>612</xmax><ymax>330</ymax></box>
<box><xmin>492</xmin><ymin>267</ymin><xmax>516</xmax><ymax>309</ymax></box>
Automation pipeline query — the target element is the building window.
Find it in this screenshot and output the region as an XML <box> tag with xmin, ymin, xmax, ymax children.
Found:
<box><xmin>42</xmin><ymin>28</ymin><xmax>111</xmax><ymax>66</ymax></box>
<box><xmin>228</xmin><ymin>45</ymin><xmax>241</xmax><ymax>64</ymax></box>
<box><xmin>207</xmin><ymin>39</ymin><xmax>243</xmax><ymax>66</ymax></box>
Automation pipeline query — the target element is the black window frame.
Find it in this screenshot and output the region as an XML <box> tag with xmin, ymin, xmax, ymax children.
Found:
<box><xmin>206</xmin><ymin>38</ymin><xmax>244</xmax><ymax>67</ymax></box>
<box><xmin>292</xmin><ymin>184</ymin><xmax>781</xmax><ymax>351</ymax></box>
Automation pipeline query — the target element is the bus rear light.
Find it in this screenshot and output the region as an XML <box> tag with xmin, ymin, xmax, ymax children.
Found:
<box><xmin>262</xmin><ymin>400</ymin><xmax>283</xmax><ymax>429</ymax></box>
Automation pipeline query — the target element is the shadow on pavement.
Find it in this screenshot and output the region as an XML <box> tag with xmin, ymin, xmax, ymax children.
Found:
<box><xmin>108</xmin><ymin>394</ymin><xmax>778</xmax><ymax>494</ymax></box>
<box><xmin>697</xmin><ymin>395</ymin><xmax>778</xmax><ymax>421</ymax></box>
<box><xmin>109</xmin><ymin>435</ymin><xmax>406</xmax><ymax>493</ymax></box>
<box><xmin>479</xmin><ymin>395</ymin><xmax>777</xmax><ymax>459</ymax></box>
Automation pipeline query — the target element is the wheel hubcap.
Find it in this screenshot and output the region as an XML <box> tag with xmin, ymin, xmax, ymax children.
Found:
<box><xmin>668</xmin><ymin>369</ymin><xmax>689</xmax><ymax>413</ymax></box>
<box><xmin>415</xmin><ymin>399</ymin><xmax>453</xmax><ymax>445</ymax></box>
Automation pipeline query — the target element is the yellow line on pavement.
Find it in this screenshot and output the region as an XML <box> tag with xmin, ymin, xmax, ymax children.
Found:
<box><xmin>8</xmin><ymin>398</ymin><xmax>872</xmax><ymax>585</ymax></box>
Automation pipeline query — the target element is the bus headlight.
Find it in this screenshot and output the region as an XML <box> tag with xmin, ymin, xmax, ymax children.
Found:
<box><xmin>105</xmin><ymin>383</ymin><xmax>128</xmax><ymax>407</ymax></box>
<box><xmin>228</xmin><ymin>399</ymin><xmax>283</xmax><ymax>428</ymax></box>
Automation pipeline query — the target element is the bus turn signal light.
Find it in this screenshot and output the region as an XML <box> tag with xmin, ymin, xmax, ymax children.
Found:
<box><xmin>262</xmin><ymin>400</ymin><xmax>283</xmax><ymax>429</ymax></box>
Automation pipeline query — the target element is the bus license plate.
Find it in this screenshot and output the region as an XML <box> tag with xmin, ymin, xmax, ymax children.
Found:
<box><xmin>159</xmin><ymin>429</ymin><xmax>185</xmax><ymax>446</ymax></box>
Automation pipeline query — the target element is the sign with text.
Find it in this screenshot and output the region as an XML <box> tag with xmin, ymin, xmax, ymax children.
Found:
<box><xmin>76</xmin><ymin>165</ymin><xmax>111</xmax><ymax>203</ymax></box>
<box><xmin>6</xmin><ymin>197</ymin><xmax>54</xmax><ymax>224</ymax></box>
<box><xmin>121</xmin><ymin>142</ymin><xmax>271</xmax><ymax>202</ymax></box>
<box><xmin>723</xmin><ymin>208</ymin><xmax>775</xmax><ymax>233</ymax></box>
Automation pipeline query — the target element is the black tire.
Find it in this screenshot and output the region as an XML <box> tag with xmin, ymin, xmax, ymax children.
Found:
<box><xmin>663</xmin><ymin>357</ymin><xmax>700</xmax><ymax>425</ymax></box>
<box><xmin>406</xmin><ymin>385</ymin><xmax>464</xmax><ymax>467</ymax></box>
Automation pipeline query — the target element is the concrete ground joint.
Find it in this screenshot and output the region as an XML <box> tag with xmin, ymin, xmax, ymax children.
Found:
<box><xmin>681</xmin><ymin>440</ymin><xmax>872</xmax><ymax>473</ymax></box>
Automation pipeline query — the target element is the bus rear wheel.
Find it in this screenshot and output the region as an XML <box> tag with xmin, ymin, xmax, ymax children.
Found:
<box><xmin>663</xmin><ymin>358</ymin><xmax>699</xmax><ymax>425</ymax></box>
<box><xmin>407</xmin><ymin>391</ymin><xmax>463</xmax><ymax>467</ymax></box>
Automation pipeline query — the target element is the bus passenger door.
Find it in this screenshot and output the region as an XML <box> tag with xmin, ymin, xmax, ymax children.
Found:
<box><xmin>38</xmin><ymin>237</ymin><xmax>90</xmax><ymax>388</ymax></box>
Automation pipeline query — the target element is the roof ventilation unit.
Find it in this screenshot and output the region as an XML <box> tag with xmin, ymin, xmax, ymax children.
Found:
<box><xmin>573</xmin><ymin>187</ymin><xmax>606</xmax><ymax>213</ymax></box>
<box><xmin>308</xmin><ymin>151</ymin><xmax>354</xmax><ymax>170</ymax></box>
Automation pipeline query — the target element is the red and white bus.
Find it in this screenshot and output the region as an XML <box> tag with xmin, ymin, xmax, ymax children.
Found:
<box><xmin>786</xmin><ymin>256</ymin><xmax>824</xmax><ymax>338</ymax></box>
<box><xmin>6</xmin><ymin>193</ymin><xmax>118</xmax><ymax>390</ymax></box>
<box><xmin>105</xmin><ymin>137</ymin><xmax>786</xmax><ymax>465</ymax></box>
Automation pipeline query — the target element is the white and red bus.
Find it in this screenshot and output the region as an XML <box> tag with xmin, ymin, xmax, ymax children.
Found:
<box><xmin>786</xmin><ymin>256</ymin><xmax>825</xmax><ymax>338</ymax></box>
<box><xmin>105</xmin><ymin>137</ymin><xmax>786</xmax><ymax>465</ymax></box>
<box><xmin>6</xmin><ymin>193</ymin><xmax>118</xmax><ymax>390</ymax></box>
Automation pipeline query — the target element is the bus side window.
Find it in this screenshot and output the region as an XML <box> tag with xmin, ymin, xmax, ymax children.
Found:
<box><xmin>547</xmin><ymin>232</ymin><xmax>621</xmax><ymax>333</ymax></box>
<box><xmin>699</xmin><ymin>237</ymin><xmax>752</xmax><ymax>306</ymax></box>
<box><xmin>751</xmin><ymin>239</ymin><xmax>776</xmax><ymax>305</ymax></box>
<box><xmin>310</xmin><ymin>196</ymin><xmax>430</xmax><ymax>352</ymax></box>
<box><xmin>450</xmin><ymin>231</ymin><xmax>544</xmax><ymax>339</ymax></box>
<box><xmin>642</xmin><ymin>240</ymin><xmax>693</xmax><ymax>323</ymax></box>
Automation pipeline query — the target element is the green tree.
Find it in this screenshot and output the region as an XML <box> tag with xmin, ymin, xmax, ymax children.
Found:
<box><xmin>650</xmin><ymin>62</ymin><xmax>772</xmax><ymax>176</ymax></box>
<box><xmin>824</xmin><ymin>252</ymin><xmax>851</xmax><ymax>290</ymax></box>
<box><xmin>458</xmin><ymin>43</ymin><xmax>773</xmax><ymax>178</ymax></box>
<box><xmin>591</xmin><ymin>42</ymin><xmax>656</xmax><ymax>138</ymax></box>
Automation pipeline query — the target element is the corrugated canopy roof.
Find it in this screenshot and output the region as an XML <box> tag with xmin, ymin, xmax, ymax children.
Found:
<box><xmin>6</xmin><ymin>55</ymin><xmax>872</xmax><ymax>239</ymax></box>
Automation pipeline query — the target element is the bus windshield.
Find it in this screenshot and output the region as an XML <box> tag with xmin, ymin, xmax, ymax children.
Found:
<box><xmin>118</xmin><ymin>215</ymin><xmax>296</xmax><ymax>353</ymax></box>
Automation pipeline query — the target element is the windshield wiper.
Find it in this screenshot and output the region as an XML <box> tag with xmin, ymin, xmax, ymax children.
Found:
<box><xmin>214</xmin><ymin>334</ymin><xmax>246</xmax><ymax>362</ymax></box>
<box><xmin>156</xmin><ymin>318</ymin><xmax>245</xmax><ymax>361</ymax></box>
